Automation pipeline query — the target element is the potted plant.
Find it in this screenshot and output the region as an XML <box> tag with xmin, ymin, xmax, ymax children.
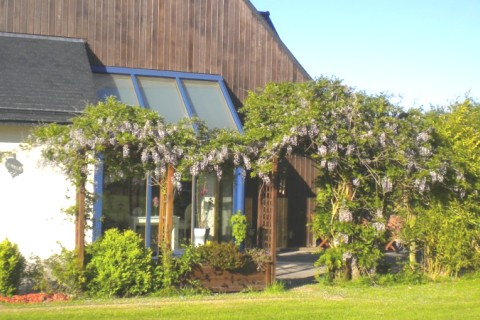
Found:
<box><xmin>189</xmin><ymin>242</ymin><xmax>270</xmax><ymax>292</ymax></box>
<box><xmin>193</xmin><ymin>227</ymin><xmax>209</xmax><ymax>246</ymax></box>
<box><xmin>230</xmin><ymin>210</ymin><xmax>247</xmax><ymax>247</ymax></box>
<box><xmin>193</xmin><ymin>197</ymin><xmax>214</xmax><ymax>246</ymax></box>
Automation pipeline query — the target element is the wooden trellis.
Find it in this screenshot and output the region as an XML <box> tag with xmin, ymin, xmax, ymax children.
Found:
<box><xmin>256</xmin><ymin>159</ymin><xmax>278</xmax><ymax>284</ymax></box>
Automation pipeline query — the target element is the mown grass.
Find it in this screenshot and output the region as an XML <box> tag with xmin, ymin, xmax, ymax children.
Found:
<box><xmin>1</xmin><ymin>277</ymin><xmax>479</xmax><ymax>320</ymax></box>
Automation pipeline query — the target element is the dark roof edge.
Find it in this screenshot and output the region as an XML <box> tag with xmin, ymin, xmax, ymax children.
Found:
<box><xmin>0</xmin><ymin>122</ymin><xmax>36</xmax><ymax>127</ymax></box>
<box><xmin>258</xmin><ymin>11</ymin><xmax>278</xmax><ymax>36</ymax></box>
<box><xmin>243</xmin><ymin>0</ymin><xmax>312</xmax><ymax>81</ymax></box>
<box><xmin>0</xmin><ymin>108</ymin><xmax>82</xmax><ymax>124</ymax></box>
<box><xmin>0</xmin><ymin>31</ymin><xmax>85</xmax><ymax>43</ymax></box>
<box><xmin>0</xmin><ymin>120</ymin><xmax>71</xmax><ymax>125</ymax></box>
<box><xmin>0</xmin><ymin>107</ymin><xmax>83</xmax><ymax>116</ymax></box>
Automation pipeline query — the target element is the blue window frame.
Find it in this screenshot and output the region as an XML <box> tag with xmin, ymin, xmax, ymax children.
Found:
<box><xmin>91</xmin><ymin>66</ymin><xmax>245</xmax><ymax>247</ymax></box>
<box><xmin>91</xmin><ymin>66</ymin><xmax>243</xmax><ymax>131</ymax></box>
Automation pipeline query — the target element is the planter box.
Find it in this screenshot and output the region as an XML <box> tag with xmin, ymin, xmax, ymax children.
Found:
<box><xmin>191</xmin><ymin>262</ymin><xmax>271</xmax><ymax>293</ymax></box>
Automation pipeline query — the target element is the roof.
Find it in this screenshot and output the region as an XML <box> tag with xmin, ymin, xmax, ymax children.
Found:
<box><xmin>0</xmin><ymin>33</ymin><xmax>97</xmax><ymax>124</ymax></box>
<box><xmin>244</xmin><ymin>1</ymin><xmax>311</xmax><ymax>81</ymax></box>
<box><xmin>258</xmin><ymin>11</ymin><xmax>278</xmax><ymax>36</ymax></box>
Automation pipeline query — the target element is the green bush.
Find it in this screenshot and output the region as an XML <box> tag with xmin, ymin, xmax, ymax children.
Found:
<box><xmin>0</xmin><ymin>239</ymin><xmax>25</xmax><ymax>296</ymax></box>
<box><xmin>313</xmin><ymin>217</ymin><xmax>383</xmax><ymax>281</ymax></box>
<box><xmin>245</xmin><ymin>248</ymin><xmax>272</xmax><ymax>271</ymax></box>
<box><xmin>413</xmin><ymin>201</ymin><xmax>480</xmax><ymax>278</ymax></box>
<box><xmin>153</xmin><ymin>244</ymin><xmax>200</xmax><ymax>290</ymax></box>
<box><xmin>230</xmin><ymin>211</ymin><xmax>247</xmax><ymax>246</ymax></box>
<box><xmin>196</xmin><ymin>242</ymin><xmax>246</xmax><ymax>270</ymax></box>
<box><xmin>316</xmin><ymin>265</ymin><xmax>428</xmax><ymax>287</ymax></box>
<box><xmin>27</xmin><ymin>247</ymin><xmax>85</xmax><ymax>295</ymax></box>
<box><xmin>85</xmin><ymin>229</ymin><xmax>153</xmax><ymax>297</ymax></box>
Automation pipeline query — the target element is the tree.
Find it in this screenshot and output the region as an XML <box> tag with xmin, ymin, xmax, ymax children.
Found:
<box><xmin>398</xmin><ymin>99</ymin><xmax>480</xmax><ymax>277</ymax></box>
<box><xmin>241</xmin><ymin>78</ymin><xmax>480</xmax><ymax>280</ymax></box>
<box><xmin>242</xmin><ymin>79</ymin><xmax>403</xmax><ymax>279</ymax></box>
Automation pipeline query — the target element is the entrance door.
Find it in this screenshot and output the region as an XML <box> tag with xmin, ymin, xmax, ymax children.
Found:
<box><xmin>260</xmin><ymin>156</ymin><xmax>317</xmax><ymax>249</ymax></box>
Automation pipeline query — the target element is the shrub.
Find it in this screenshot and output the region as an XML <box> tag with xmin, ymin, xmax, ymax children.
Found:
<box><xmin>230</xmin><ymin>211</ymin><xmax>247</xmax><ymax>246</ymax></box>
<box><xmin>196</xmin><ymin>242</ymin><xmax>246</xmax><ymax>270</ymax></box>
<box><xmin>245</xmin><ymin>248</ymin><xmax>272</xmax><ymax>271</ymax></box>
<box><xmin>313</xmin><ymin>219</ymin><xmax>383</xmax><ymax>281</ymax></box>
<box><xmin>153</xmin><ymin>244</ymin><xmax>200</xmax><ymax>290</ymax></box>
<box><xmin>27</xmin><ymin>247</ymin><xmax>85</xmax><ymax>296</ymax></box>
<box><xmin>412</xmin><ymin>201</ymin><xmax>480</xmax><ymax>278</ymax></box>
<box><xmin>85</xmin><ymin>229</ymin><xmax>152</xmax><ymax>297</ymax></box>
<box><xmin>0</xmin><ymin>239</ymin><xmax>25</xmax><ymax>296</ymax></box>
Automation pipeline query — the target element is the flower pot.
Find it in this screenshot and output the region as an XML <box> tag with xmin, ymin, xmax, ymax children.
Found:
<box><xmin>193</xmin><ymin>228</ymin><xmax>209</xmax><ymax>246</ymax></box>
<box><xmin>190</xmin><ymin>262</ymin><xmax>270</xmax><ymax>293</ymax></box>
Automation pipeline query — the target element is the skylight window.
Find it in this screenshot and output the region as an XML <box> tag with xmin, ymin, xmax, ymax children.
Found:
<box><xmin>137</xmin><ymin>76</ymin><xmax>188</xmax><ymax>123</ymax></box>
<box><xmin>182</xmin><ymin>80</ymin><xmax>237</xmax><ymax>130</ymax></box>
<box><xmin>92</xmin><ymin>67</ymin><xmax>241</xmax><ymax>131</ymax></box>
<box><xmin>93</xmin><ymin>73</ymin><xmax>139</xmax><ymax>106</ymax></box>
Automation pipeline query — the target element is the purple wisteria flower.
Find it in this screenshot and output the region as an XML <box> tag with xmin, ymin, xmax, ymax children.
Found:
<box><xmin>339</xmin><ymin>208</ymin><xmax>353</xmax><ymax>222</ymax></box>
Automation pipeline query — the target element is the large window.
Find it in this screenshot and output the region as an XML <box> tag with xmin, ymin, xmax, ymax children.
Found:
<box><xmin>93</xmin><ymin>74</ymin><xmax>139</xmax><ymax>106</ymax></box>
<box><xmin>137</xmin><ymin>77</ymin><xmax>188</xmax><ymax>124</ymax></box>
<box><xmin>92</xmin><ymin>67</ymin><xmax>244</xmax><ymax>249</ymax></box>
<box><xmin>92</xmin><ymin>67</ymin><xmax>241</xmax><ymax>130</ymax></box>
<box><xmin>183</xmin><ymin>80</ymin><xmax>237</xmax><ymax>129</ymax></box>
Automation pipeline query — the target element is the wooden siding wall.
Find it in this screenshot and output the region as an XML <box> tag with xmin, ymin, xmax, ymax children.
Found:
<box><xmin>0</xmin><ymin>0</ymin><xmax>310</xmax><ymax>102</ymax></box>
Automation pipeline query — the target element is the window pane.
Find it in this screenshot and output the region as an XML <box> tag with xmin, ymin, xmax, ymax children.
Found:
<box><xmin>219</xmin><ymin>171</ymin><xmax>234</xmax><ymax>242</ymax></box>
<box><xmin>137</xmin><ymin>76</ymin><xmax>188</xmax><ymax>123</ymax></box>
<box><xmin>102</xmin><ymin>178</ymin><xmax>146</xmax><ymax>232</ymax></box>
<box><xmin>93</xmin><ymin>73</ymin><xmax>139</xmax><ymax>106</ymax></box>
<box><xmin>195</xmin><ymin>173</ymin><xmax>217</xmax><ymax>233</ymax></box>
<box><xmin>194</xmin><ymin>172</ymin><xmax>234</xmax><ymax>243</ymax></box>
<box><xmin>182</xmin><ymin>80</ymin><xmax>237</xmax><ymax>130</ymax></box>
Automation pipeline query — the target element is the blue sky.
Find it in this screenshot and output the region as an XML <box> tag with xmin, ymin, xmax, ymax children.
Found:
<box><xmin>250</xmin><ymin>0</ymin><xmax>480</xmax><ymax>109</ymax></box>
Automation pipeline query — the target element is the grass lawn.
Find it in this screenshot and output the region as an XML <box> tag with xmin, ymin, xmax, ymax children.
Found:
<box><xmin>1</xmin><ymin>277</ymin><xmax>479</xmax><ymax>320</ymax></box>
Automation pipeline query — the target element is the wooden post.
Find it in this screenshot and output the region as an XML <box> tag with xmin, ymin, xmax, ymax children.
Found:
<box><xmin>270</xmin><ymin>157</ymin><xmax>278</xmax><ymax>283</ymax></box>
<box><xmin>256</xmin><ymin>182</ymin><xmax>264</xmax><ymax>248</ymax></box>
<box><xmin>158</xmin><ymin>166</ymin><xmax>175</xmax><ymax>249</ymax></box>
<box><xmin>158</xmin><ymin>174</ymin><xmax>167</xmax><ymax>247</ymax></box>
<box><xmin>75</xmin><ymin>181</ymin><xmax>86</xmax><ymax>267</ymax></box>
<box><xmin>214</xmin><ymin>177</ymin><xmax>221</xmax><ymax>242</ymax></box>
<box><xmin>265</xmin><ymin>262</ymin><xmax>272</xmax><ymax>286</ymax></box>
<box><xmin>165</xmin><ymin>165</ymin><xmax>175</xmax><ymax>248</ymax></box>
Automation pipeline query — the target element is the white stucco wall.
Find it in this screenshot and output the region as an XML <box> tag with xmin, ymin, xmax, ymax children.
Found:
<box><xmin>0</xmin><ymin>125</ymin><xmax>77</xmax><ymax>259</ymax></box>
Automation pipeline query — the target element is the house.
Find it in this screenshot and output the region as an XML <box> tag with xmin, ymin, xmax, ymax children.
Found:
<box><xmin>0</xmin><ymin>0</ymin><xmax>314</xmax><ymax>259</ymax></box>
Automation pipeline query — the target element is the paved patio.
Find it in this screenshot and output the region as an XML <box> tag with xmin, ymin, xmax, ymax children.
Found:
<box><xmin>275</xmin><ymin>249</ymin><xmax>408</xmax><ymax>288</ymax></box>
<box><xmin>276</xmin><ymin>249</ymin><xmax>323</xmax><ymax>288</ymax></box>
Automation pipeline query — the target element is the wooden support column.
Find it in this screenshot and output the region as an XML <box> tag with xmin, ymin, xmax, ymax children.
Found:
<box><xmin>75</xmin><ymin>181</ymin><xmax>86</xmax><ymax>267</ymax></box>
<box><xmin>158</xmin><ymin>177</ymin><xmax>166</xmax><ymax>247</ymax></box>
<box><xmin>165</xmin><ymin>165</ymin><xmax>175</xmax><ymax>248</ymax></box>
<box><xmin>213</xmin><ymin>178</ymin><xmax>221</xmax><ymax>242</ymax></box>
<box><xmin>270</xmin><ymin>158</ymin><xmax>278</xmax><ymax>283</ymax></box>
<box><xmin>158</xmin><ymin>165</ymin><xmax>175</xmax><ymax>249</ymax></box>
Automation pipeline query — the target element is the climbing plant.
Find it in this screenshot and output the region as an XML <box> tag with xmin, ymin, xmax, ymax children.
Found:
<box><xmin>30</xmin><ymin>96</ymin><xmax>254</xmax><ymax>199</ymax></box>
<box><xmin>27</xmin><ymin>83</ymin><xmax>480</xmax><ymax>280</ymax></box>
<box><xmin>28</xmin><ymin>97</ymin><xmax>252</xmax><ymax>265</ymax></box>
<box><xmin>241</xmin><ymin>78</ymin><xmax>480</xmax><ymax>279</ymax></box>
